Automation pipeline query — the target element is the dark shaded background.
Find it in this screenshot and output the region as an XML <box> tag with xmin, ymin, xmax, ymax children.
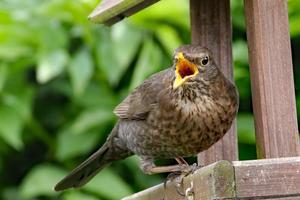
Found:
<box><xmin>0</xmin><ymin>0</ymin><xmax>299</xmax><ymax>199</ymax></box>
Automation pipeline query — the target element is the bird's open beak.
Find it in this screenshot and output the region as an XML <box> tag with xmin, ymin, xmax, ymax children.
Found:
<box><xmin>173</xmin><ymin>52</ymin><xmax>199</xmax><ymax>89</ymax></box>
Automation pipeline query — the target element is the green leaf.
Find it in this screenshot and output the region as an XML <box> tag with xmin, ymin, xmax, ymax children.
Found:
<box><xmin>0</xmin><ymin>63</ymin><xmax>8</xmax><ymax>92</ymax></box>
<box><xmin>77</xmin><ymin>83</ymin><xmax>118</xmax><ymax>108</ymax></box>
<box><xmin>0</xmin><ymin>106</ymin><xmax>23</xmax><ymax>149</ymax></box>
<box><xmin>96</xmin><ymin>23</ymin><xmax>142</xmax><ymax>85</ymax></box>
<box><xmin>2</xmin><ymin>187</ymin><xmax>23</xmax><ymax>200</ymax></box>
<box><xmin>237</xmin><ymin>114</ymin><xmax>256</xmax><ymax>144</ymax></box>
<box><xmin>68</xmin><ymin>47</ymin><xmax>93</xmax><ymax>96</ymax></box>
<box><xmin>233</xmin><ymin>40</ymin><xmax>248</xmax><ymax>65</ymax></box>
<box><xmin>56</xmin><ymin>131</ymin><xmax>101</xmax><ymax>161</ymax></box>
<box><xmin>1</xmin><ymin>88</ymin><xmax>34</xmax><ymax>120</ymax></box>
<box><xmin>231</xmin><ymin>0</ymin><xmax>245</xmax><ymax>30</ymax></box>
<box><xmin>63</xmin><ymin>191</ymin><xmax>100</xmax><ymax>200</ymax></box>
<box><xmin>69</xmin><ymin>108</ymin><xmax>114</xmax><ymax>135</ymax></box>
<box><xmin>155</xmin><ymin>25</ymin><xmax>182</xmax><ymax>56</ymax></box>
<box><xmin>124</xmin><ymin>156</ymin><xmax>163</xmax><ymax>189</ymax></box>
<box><xmin>84</xmin><ymin>168</ymin><xmax>133</xmax><ymax>200</ymax></box>
<box><xmin>129</xmin><ymin>0</ymin><xmax>189</xmax><ymax>30</ymax></box>
<box><xmin>20</xmin><ymin>164</ymin><xmax>66</xmax><ymax>198</ymax></box>
<box><xmin>37</xmin><ymin>49</ymin><xmax>69</xmax><ymax>83</ymax></box>
<box><xmin>130</xmin><ymin>40</ymin><xmax>162</xmax><ymax>89</ymax></box>
<box><xmin>0</xmin><ymin>43</ymin><xmax>33</xmax><ymax>60</ymax></box>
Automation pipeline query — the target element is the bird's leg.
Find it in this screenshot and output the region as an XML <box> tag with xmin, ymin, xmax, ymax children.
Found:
<box><xmin>175</xmin><ymin>157</ymin><xmax>189</xmax><ymax>165</ymax></box>
<box><xmin>140</xmin><ymin>158</ymin><xmax>188</xmax><ymax>175</ymax></box>
<box><xmin>140</xmin><ymin>157</ymin><xmax>197</xmax><ymax>197</ymax></box>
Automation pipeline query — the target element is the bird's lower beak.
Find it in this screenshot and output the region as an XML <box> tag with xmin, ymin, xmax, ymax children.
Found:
<box><xmin>173</xmin><ymin>52</ymin><xmax>199</xmax><ymax>89</ymax></box>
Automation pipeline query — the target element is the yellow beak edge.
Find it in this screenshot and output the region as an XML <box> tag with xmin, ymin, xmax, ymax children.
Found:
<box><xmin>173</xmin><ymin>52</ymin><xmax>199</xmax><ymax>90</ymax></box>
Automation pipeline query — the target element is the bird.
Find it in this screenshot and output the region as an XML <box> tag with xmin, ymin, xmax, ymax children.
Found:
<box><xmin>54</xmin><ymin>44</ymin><xmax>239</xmax><ymax>191</ymax></box>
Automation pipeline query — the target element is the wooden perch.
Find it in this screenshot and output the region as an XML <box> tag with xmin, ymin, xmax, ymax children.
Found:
<box><xmin>122</xmin><ymin>157</ymin><xmax>300</xmax><ymax>200</ymax></box>
<box><xmin>88</xmin><ymin>0</ymin><xmax>160</xmax><ymax>25</ymax></box>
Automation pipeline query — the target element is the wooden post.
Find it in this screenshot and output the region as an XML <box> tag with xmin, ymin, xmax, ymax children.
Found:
<box><xmin>244</xmin><ymin>0</ymin><xmax>300</xmax><ymax>158</ymax></box>
<box><xmin>190</xmin><ymin>0</ymin><xmax>238</xmax><ymax>165</ymax></box>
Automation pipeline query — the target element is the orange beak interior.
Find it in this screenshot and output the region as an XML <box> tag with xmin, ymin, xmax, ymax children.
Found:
<box><xmin>173</xmin><ymin>52</ymin><xmax>199</xmax><ymax>89</ymax></box>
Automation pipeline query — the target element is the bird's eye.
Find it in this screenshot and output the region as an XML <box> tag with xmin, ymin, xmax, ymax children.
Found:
<box><xmin>201</xmin><ymin>56</ymin><xmax>209</xmax><ymax>66</ymax></box>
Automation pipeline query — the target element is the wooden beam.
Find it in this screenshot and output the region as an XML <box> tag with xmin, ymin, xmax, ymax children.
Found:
<box><xmin>122</xmin><ymin>157</ymin><xmax>300</xmax><ymax>200</ymax></box>
<box><xmin>244</xmin><ymin>0</ymin><xmax>300</xmax><ymax>158</ymax></box>
<box><xmin>88</xmin><ymin>0</ymin><xmax>160</xmax><ymax>25</ymax></box>
<box><xmin>190</xmin><ymin>0</ymin><xmax>238</xmax><ymax>165</ymax></box>
<box><xmin>233</xmin><ymin>157</ymin><xmax>300</xmax><ymax>199</ymax></box>
<box><xmin>122</xmin><ymin>160</ymin><xmax>235</xmax><ymax>200</ymax></box>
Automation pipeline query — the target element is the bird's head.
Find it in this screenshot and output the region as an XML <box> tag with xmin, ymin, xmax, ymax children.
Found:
<box><xmin>172</xmin><ymin>45</ymin><xmax>218</xmax><ymax>90</ymax></box>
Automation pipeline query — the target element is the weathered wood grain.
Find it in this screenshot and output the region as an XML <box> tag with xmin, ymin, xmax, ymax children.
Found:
<box><xmin>244</xmin><ymin>0</ymin><xmax>300</xmax><ymax>158</ymax></box>
<box><xmin>122</xmin><ymin>161</ymin><xmax>235</xmax><ymax>200</ymax></box>
<box><xmin>190</xmin><ymin>0</ymin><xmax>238</xmax><ymax>165</ymax></box>
<box><xmin>233</xmin><ymin>157</ymin><xmax>300</xmax><ymax>198</ymax></box>
<box><xmin>88</xmin><ymin>0</ymin><xmax>159</xmax><ymax>25</ymax></box>
<box><xmin>122</xmin><ymin>157</ymin><xmax>300</xmax><ymax>199</ymax></box>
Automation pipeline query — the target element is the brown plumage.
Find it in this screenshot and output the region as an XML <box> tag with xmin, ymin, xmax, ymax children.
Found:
<box><xmin>55</xmin><ymin>44</ymin><xmax>239</xmax><ymax>191</ymax></box>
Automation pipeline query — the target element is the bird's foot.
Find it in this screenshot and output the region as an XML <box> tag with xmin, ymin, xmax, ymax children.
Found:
<box><xmin>164</xmin><ymin>163</ymin><xmax>199</xmax><ymax>196</ymax></box>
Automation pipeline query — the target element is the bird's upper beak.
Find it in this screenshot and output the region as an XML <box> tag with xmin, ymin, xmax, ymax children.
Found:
<box><xmin>173</xmin><ymin>52</ymin><xmax>199</xmax><ymax>89</ymax></box>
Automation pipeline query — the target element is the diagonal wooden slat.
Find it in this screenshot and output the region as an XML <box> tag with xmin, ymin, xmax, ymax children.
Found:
<box><xmin>88</xmin><ymin>0</ymin><xmax>160</xmax><ymax>25</ymax></box>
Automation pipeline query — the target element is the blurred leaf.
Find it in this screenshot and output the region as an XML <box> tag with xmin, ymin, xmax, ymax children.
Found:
<box><xmin>96</xmin><ymin>23</ymin><xmax>142</xmax><ymax>85</ymax></box>
<box><xmin>0</xmin><ymin>106</ymin><xmax>23</xmax><ymax>149</ymax></box>
<box><xmin>288</xmin><ymin>0</ymin><xmax>300</xmax><ymax>37</ymax></box>
<box><xmin>124</xmin><ymin>156</ymin><xmax>162</xmax><ymax>190</ymax></box>
<box><xmin>84</xmin><ymin>168</ymin><xmax>133</xmax><ymax>200</ymax></box>
<box><xmin>289</xmin><ymin>16</ymin><xmax>300</xmax><ymax>37</ymax></box>
<box><xmin>237</xmin><ymin>114</ymin><xmax>256</xmax><ymax>144</ymax></box>
<box><xmin>37</xmin><ymin>49</ymin><xmax>69</xmax><ymax>83</ymax></box>
<box><xmin>2</xmin><ymin>88</ymin><xmax>33</xmax><ymax>120</ymax></box>
<box><xmin>37</xmin><ymin>21</ymin><xmax>68</xmax><ymax>51</ymax></box>
<box><xmin>56</xmin><ymin>131</ymin><xmax>100</xmax><ymax>161</ymax></box>
<box><xmin>2</xmin><ymin>187</ymin><xmax>23</xmax><ymax>200</ymax></box>
<box><xmin>78</xmin><ymin>83</ymin><xmax>118</xmax><ymax>108</ymax></box>
<box><xmin>231</xmin><ymin>0</ymin><xmax>245</xmax><ymax>30</ymax></box>
<box><xmin>155</xmin><ymin>25</ymin><xmax>182</xmax><ymax>56</ymax></box>
<box><xmin>130</xmin><ymin>0</ymin><xmax>189</xmax><ymax>30</ymax></box>
<box><xmin>0</xmin><ymin>43</ymin><xmax>33</xmax><ymax>60</ymax></box>
<box><xmin>20</xmin><ymin>164</ymin><xmax>65</xmax><ymax>198</ymax></box>
<box><xmin>69</xmin><ymin>108</ymin><xmax>114</xmax><ymax>135</ymax></box>
<box><xmin>63</xmin><ymin>191</ymin><xmax>100</xmax><ymax>200</ymax></box>
<box><xmin>0</xmin><ymin>63</ymin><xmax>8</xmax><ymax>92</ymax></box>
<box><xmin>130</xmin><ymin>40</ymin><xmax>162</xmax><ymax>89</ymax></box>
<box><xmin>233</xmin><ymin>40</ymin><xmax>248</xmax><ymax>65</ymax></box>
<box><xmin>68</xmin><ymin>47</ymin><xmax>93</xmax><ymax>96</ymax></box>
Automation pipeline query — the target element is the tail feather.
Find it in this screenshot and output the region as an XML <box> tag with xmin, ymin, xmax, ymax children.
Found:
<box><xmin>54</xmin><ymin>144</ymin><xmax>111</xmax><ymax>191</ymax></box>
<box><xmin>54</xmin><ymin>122</ymin><xmax>131</xmax><ymax>191</ymax></box>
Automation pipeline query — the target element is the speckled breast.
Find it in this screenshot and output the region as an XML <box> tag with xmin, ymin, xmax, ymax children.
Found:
<box><xmin>125</xmin><ymin>94</ymin><xmax>237</xmax><ymax>159</ymax></box>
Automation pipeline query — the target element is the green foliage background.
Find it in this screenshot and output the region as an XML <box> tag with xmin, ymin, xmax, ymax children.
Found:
<box><xmin>0</xmin><ymin>0</ymin><xmax>299</xmax><ymax>199</ymax></box>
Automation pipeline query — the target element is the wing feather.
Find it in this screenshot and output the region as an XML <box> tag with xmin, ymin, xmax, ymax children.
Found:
<box><xmin>114</xmin><ymin>69</ymin><xmax>172</xmax><ymax>120</ymax></box>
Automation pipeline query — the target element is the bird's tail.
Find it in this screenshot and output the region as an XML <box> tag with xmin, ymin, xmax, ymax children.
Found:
<box><xmin>54</xmin><ymin>123</ymin><xmax>131</xmax><ymax>191</ymax></box>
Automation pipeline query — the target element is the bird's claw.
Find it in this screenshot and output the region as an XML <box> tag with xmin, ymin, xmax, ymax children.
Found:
<box><xmin>164</xmin><ymin>163</ymin><xmax>200</xmax><ymax>196</ymax></box>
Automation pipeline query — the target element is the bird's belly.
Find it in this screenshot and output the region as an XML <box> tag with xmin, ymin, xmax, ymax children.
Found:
<box><xmin>120</xmin><ymin>98</ymin><xmax>236</xmax><ymax>159</ymax></box>
<box><xmin>141</xmin><ymin>123</ymin><xmax>228</xmax><ymax>158</ymax></box>
<box><xmin>122</xmin><ymin>116</ymin><xmax>232</xmax><ymax>159</ymax></box>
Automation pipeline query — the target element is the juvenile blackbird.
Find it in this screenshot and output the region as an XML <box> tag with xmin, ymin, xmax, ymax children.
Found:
<box><xmin>55</xmin><ymin>44</ymin><xmax>238</xmax><ymax>191</ymax></box>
